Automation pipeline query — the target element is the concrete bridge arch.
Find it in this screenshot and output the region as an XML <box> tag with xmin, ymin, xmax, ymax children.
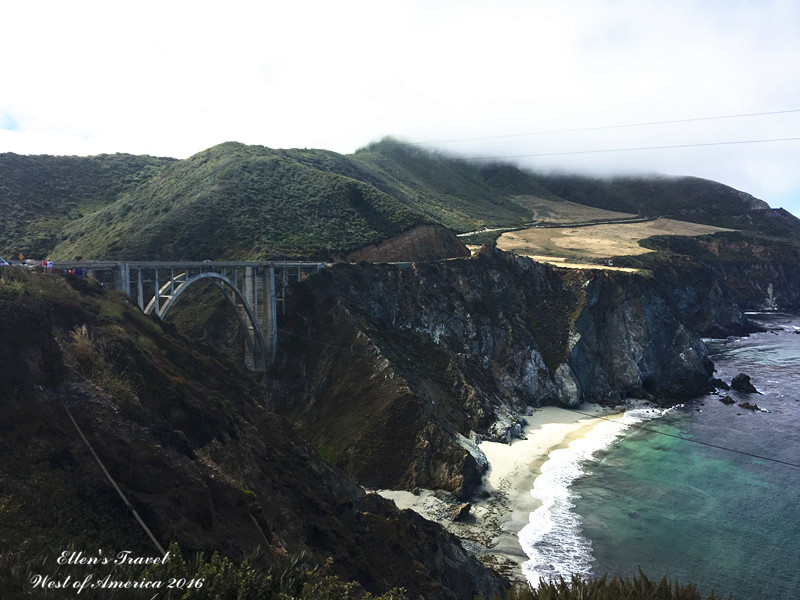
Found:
<box><xmin>144</xmin><ymin>270</ymin><xmax>269</xmax><ymax>372</ymax></box>
<box><xmin>51</xmin><ymin>260</ymin><xmax>326</xmax><ymax>371</ymax></box>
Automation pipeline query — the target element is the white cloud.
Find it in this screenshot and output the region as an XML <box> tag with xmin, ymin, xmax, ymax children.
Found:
<box><xmin>2</xmin><ymin>0</ymin><xmax>800</xmax><ymax>215</ymax></box>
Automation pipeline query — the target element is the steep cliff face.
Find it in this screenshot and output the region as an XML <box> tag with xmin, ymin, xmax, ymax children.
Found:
<box><xmin>626</xmin><ymin>233</ymin><xmax>800</xmax><ymax>320</ymax></box>
<box><xmin>0</xmin><ymin>267</ymin><xmax>504</xmax><ymax>599</ymax></box>
<box><xmin>272</xmin><ymin>248</ymin><xmax>714</xmax><ymax>498</ymax></box>
<box><xmin>568</xmin><ymin>272</ymin><xmax>714</xmax><ymax>403</ymax></box>
<box><xmin>342</xmin><ymin>223</ymin><xmax>471</xmax><ymax>262</ymax></box>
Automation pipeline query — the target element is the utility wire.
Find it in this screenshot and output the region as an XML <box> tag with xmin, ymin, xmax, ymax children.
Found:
<box><xmin>59</xmin><ymin>397</ymin><xmax>167</xmax><ymax>556</ymax></box>
<box><xmin>557</xmin><ymin>406</ymin><xmax>800</xmax><ymax>470</ymax></box>
<box><xmin>276</xmin><ymin>328</ymin><xmax>800</xmax><ymax>470</ymax></box>
<box><xmin>412</xmin><ymin>108</ymin><xmax>800</xmax><ymax>145</ymax></box>
<box><xmin>462</xmin><ymin>136</ymin><xmax>800</xmax><ymax>161</ymax></box>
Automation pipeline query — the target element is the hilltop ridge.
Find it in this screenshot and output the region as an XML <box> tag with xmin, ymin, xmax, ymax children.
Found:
<box><xmin>3</xmin><ymin>139</ymin><xmax>799</xmax><ymax>262</ymax></box>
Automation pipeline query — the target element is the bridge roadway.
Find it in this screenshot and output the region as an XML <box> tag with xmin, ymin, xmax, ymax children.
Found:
<box><xmin>52</xmin><ymin>260</ymin><xmax>327</xmax><ymax>371</ymax></box>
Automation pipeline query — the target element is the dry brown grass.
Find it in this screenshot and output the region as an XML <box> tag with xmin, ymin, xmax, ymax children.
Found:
<box><xmin>497</xmin><ymin>218</ymin><xmax>732</xmax><ymax>266</ymax></box>
<box><xmin>510</xmin><ymin>196</ymin><xmax>638</xmax><ymax>223</ymax></box>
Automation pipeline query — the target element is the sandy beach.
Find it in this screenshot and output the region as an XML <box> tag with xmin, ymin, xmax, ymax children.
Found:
<box><xmin>378</xmin><ymin>403</ymin><xmax>631</xmax><ymax>581</ymax></box>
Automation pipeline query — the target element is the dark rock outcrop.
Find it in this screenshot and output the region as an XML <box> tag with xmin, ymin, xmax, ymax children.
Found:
<box><xmin>450</xmin><ymin>502</ymin><xmax>472</xmax><ymax>522</ymax></box>
<box><xmin>711</xmin><ymin>378</ymin><xmax>731</xmax><ymax>391</ymax></box>
<box><xmin>731</xmin><ymin>373</ymin><xmax>759</xmax><ymax>394</ymax></box>
<box><xmin>719</xmin><ymin>395</ymin><xmax>736</xmax><ymax>405</ymax></box>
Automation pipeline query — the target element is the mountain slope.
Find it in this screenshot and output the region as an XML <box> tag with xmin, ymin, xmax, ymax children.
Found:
<box><xmin>536</xmin><ymin>172</ymin><xmax>800</xmax><ymax>235</ymax></box>
<box><xmin>53</xmin><ymin>142</ymin><xmax>423</xmax><ymax>260</ymax></box>
<box><xmin>4</xmin><ymin>139</ymin><xmax>800</xmax><ymax>262</ymax></box>
<box><xmin>349</xmin><ymin>139</ymin><xmax>537</xmax><ymax>230</ymax></box>
<box><xmin>0</xmin><ymin>152</ymin><xmax>174</xmax><ymax>257</ymax></box>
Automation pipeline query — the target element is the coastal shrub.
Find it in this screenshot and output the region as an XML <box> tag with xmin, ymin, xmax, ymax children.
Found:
<box><xmin>59</xmin><ymin>324</ymin><xmax>139</xmax><ymax>405</ymax></box>
<box><xmin>495</xmin><ymin>571</ymin><xmax>732</xmax><ymax>600</ymax></box>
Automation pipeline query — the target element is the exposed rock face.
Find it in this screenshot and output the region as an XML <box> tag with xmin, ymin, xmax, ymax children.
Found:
<box><xmin>738</xmin><ymin>402</ymin><xmax>761</xmax><ymax>411</ymax></box>
<box><xmin>731</xmin><ymin>373</ymin><xmax>759</xmax><ymax>394</ymax></box>
<box><xmin>0</xmin><ymin>269</ymin><xmax>504</xmax><ymax>599</ymax></box>
<box><xmin>272</xmin><ymin>248</ymin><xmax>714</xmax><ymax>498</ymax></box>
<box><xmin>569</xmin><ymin>271</ymin><xmax>714</xmax><ymax>403</ymax></box>
<box><xmin>450</xmin><ymin>502</ymin><xmax>472</xmax><ymax>522</ymax></box>
<box><xmin>630</xmin><ymin>235</ymin><xmax>800</xmax><ymax>319</ymax></box>
<box><xmin>342</xmin><ymin>223</ymin><xmax>471</xmax><ymax>263</ymax></box>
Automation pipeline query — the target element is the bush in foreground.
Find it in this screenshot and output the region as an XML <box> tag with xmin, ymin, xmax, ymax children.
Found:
<box><xmin>495</xmin><ymin>571</ymin><xmax>731</xmax><ymax>600</ymax></box>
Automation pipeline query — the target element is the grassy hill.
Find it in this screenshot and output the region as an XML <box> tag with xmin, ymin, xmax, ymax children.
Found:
<box><xmin>536</xmin><ymin>172</ymin><xmax>800</xmax><ymax>235</ymax></box>
<box><xmin>349</xmin><ymin>138</ymin><xmax>538</xmax><ymax>230</ymax></box>
<box><xmin>53</xmin><ymin>142</ymin><xmax>423</xmax><ymax>260</ymax></box>
<box><xmin>3</xmin><ymin>139</ymin><xmax>799</xmax><ymax>261</ymax></box>
<box><xmin>0</xmin><ymin>152</ymin><xmax>175</xmax><ymax>257</ymax></box>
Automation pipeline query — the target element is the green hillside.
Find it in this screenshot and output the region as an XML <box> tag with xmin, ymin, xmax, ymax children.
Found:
<box><xmin>0</xmin><ymin>152</ymin><xmax>175</xmax><ymax>257</ymax></box>
<box><xmin>536</xmin><ymin>172</ymin><xmax>800</xmax><ymax>235</ymax></box>
<box><xmin>3</xmin><ymin>139</ymin><xmax>799</xmax><ymax>261</ymax></box>
<box><xmin>54</xmin><ymin>143</ymin><xmax>423</xmax><ymax>260</ymax></box>
<box><xmin>349</xmin><ymin>138</ymin><xmax>537</xmax><ymax>230</ymax></box>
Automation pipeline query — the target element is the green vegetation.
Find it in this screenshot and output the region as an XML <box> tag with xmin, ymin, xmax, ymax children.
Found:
<box><xmin>61</xmin><ymin>323</ymin><xmax>140</xmax><ymax>405</ymax></box>
<box><xmin>350</xmin><ymin>139</ymin><xmax>535</xmax><ymax>230</ymax></box>
<box><xmin>53</xmin><ymin>142</ymin><xmax>423</xmax><ymax>260</ymax></box>
<box><xmin>495</xmin><ymin>571</ymin><xmax>731</xmax><ymax>600</ymax></box>
<box><xmin>4</xmin><ymin>139</ymin><xmax>799</xmax><ymax>262</ymax></box>
<box><xmin>616</xmin><ymin>230</ymin><xmax>800</xmax><ymax>272</ymax></box>
<box><xmin>536</xmin><ymin>173</ymin><xmax>799</xmax><ymax>235</ymax></box>
<box><xmin>0</xmin><ymin>152</ymin><xmax>175</xmax><ymax>257</ymax></box>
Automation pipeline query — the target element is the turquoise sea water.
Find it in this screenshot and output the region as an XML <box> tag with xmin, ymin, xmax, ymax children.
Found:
<box><xmin>522</xmin><ymin>313</ymin><xmax>800</xmax><ymax>599</ymax></box>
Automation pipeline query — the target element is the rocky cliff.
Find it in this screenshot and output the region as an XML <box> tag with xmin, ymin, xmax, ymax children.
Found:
<box><xmin>0</xmin><ymin>267</ymin><xmax>504</xmax><ymax>599</ymax></box>
<box><xmin>272</xmin><ymin>248</ymin><xmax>714</xmax><ymax>500</ymax></box>
<box><xmin>621</xmin><ymin>233</ymin><xmax>800</xmax><ymax>326</ymax></box>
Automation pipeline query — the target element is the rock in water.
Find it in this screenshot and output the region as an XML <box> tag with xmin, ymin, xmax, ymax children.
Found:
<box><xmin>711</xmin><ymin>377</ymin><xmax>731</xmax><ymax>391</ymax></box>
<box><xmin>731</xmin><ymin>373</ymin><xmax>759</xmax><ymax>393</ymax></box>
<box><xmin>719</xmin><ymin>395</ymin><xmax>736</xmax><ymax>405</ymax></box>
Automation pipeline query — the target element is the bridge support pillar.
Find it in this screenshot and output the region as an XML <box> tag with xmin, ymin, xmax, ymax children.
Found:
<box><xmin>136</xmin><ymin>268</ymin><xmax>144</xmax><ymax>310</ymax></box>
<box><xmin>242</xmin><ymin>267</ymin><xmax>259</xmax><ymax>371</ymax></box>
<box><xmin>240</xmin><ymin>265</ymin><xmax>278</xmax><ymax>370</ymax></box>
<box><xmin>265</xmin><ymin>266</ymin><xmax>276</xmax><ymax>360</ymax></box>
<box><xmin>115</xmin><ymin>263</ymin><xmax>131</xmax><ymax>296</ymax></box>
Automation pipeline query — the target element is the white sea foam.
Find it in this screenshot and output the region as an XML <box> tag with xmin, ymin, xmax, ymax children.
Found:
<box><xmin>519</xmin><ymin>405</ymin><xmax>668</xmax><ymax>587</ymax></box>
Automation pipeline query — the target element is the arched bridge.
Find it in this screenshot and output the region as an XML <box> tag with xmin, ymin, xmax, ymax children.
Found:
<box><xmin>52</xmin><ymin>260</ymin><xmax>326</xmax><ymax>371</ymax></box>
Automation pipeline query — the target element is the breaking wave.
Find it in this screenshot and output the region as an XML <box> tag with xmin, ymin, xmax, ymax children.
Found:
<box><xmin>519</xmin><ymin>406</ymin><xmax>670</xmax><ymax>587</ymax></box>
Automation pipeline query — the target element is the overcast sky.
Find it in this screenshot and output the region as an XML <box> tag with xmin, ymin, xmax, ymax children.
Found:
<box><xmin>2</xmin><ymin>0</ymin><xmax>800</xmax><ymax>217</ymax></box>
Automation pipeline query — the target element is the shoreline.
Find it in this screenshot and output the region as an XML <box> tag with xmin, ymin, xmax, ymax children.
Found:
<box><xmin>377</xmin><ymin>402</ymin><xmax>634</xmax><ymax>581</ymax></box>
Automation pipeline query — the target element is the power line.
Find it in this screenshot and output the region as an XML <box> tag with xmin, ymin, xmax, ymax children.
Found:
<box><xmin>412</xmin><ymin>108</ymin><xmax>800</xmax><ymax>145</ymax></box>
<box><xmin>462</xmin><ymin>136</ymin><xmax>800</xmax><ymax>161</ymax></box>
<box><xmin>561</xmin><ymin>406</ymin><xmax>800</xmax><ymax>470</ymax></box>
<box><xmin>276</xmin><ymin>328</ymin><xmax>800</xmax><ymax>471</ymax></box>
<box><xmin>60</xmin><ymin>397</ymin><xmax>166</xmax><ymax>556</ymax></box>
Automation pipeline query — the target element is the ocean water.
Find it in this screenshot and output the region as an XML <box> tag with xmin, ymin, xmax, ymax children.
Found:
<box><xmin>520</xmin><ymin>312</ymin><xmax>800</xmax><ymax>599</ymax></box>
